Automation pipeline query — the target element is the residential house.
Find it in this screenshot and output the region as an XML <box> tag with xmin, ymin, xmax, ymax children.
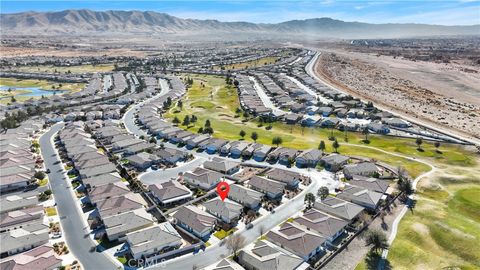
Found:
<box><xmin>102</xmin><ymin>209</ymin><xmax>154</xmax><ymax>241</ymax></box>
<box><xmin>87</xmin><ymin>181</ymin><xmax>130</xmax><ymax>205</ymax></box>
<box><xmin>0</xmin><ymin>205</ymin><xmax>44</xmax><ymax>232</ymax></box>
<box><xmin>252</xmin><ymin>145</ymin><xmax>272</xmax><ymax>162</ymax></box>
<box><xmin>320</xmin><ymin>154</ymin><xmax>350</xmax><ymax>172</ymax></box>
<box><xmin>266</xmin><ymin>168</ymin><xmax>301</xmax><ymax>189</ymax></box>
<box><xmin>153</xmin><ymin>147</ymin><xmax>186</xmax><ymax>165</ymax></box>
<box><xmin>203</xmin><ymin>157</ymin><xmax>240</xmax><ymax>175</ymax></box>
<box><xmin>228</xmin><ymin>184</ymin><xmax>264</xmax><ymax>209</ymax></box>
<box><xmin>149</xmin><ymin>180</ymin><xmax>193</xmax><ymax>205</ymax></box>
<box><xmin>266</xmin><ymin>222</ymin><xmax>327</xmax><ymax>260</ymax></box>
<box><xmin>294</xmin><ymin>208</ymin><xmax>348</xmax><ymax>243</ymax></box>
<box><xmin>349</xmin><ymin>175</ymin><xmax>390</xmax><ymax>194</ymax></box>
<box><xmin>0</xmin><ymin>221</ymin><xmax>49</xmax><ymax>257</ymax></box>
<box><xmin>0</xmin><ymin>245</ymin><xmax>61</xmax><ymax>270</ymax></box>
<box><xmin>343</xmin><ymin>162</ymin><xmax>379</xmax><ymax>179</ymax></box>
<box><xmin>296</xmin><ymin>149</ymin><xmax>322</xmax><ymax>168</ymax></box>
<box><xmin>337</xmin><ymin>185</ymin><xmax>383</xmax><ymax>210</ymax></box>
<box><xmin>313</xmin><ymin>197</ymin><xmax>364</xmax><ymax>222</ymax></box>
<box><xmin>248</xmin><ymin>176</ymin><xmax>285</xmax><ymax>200</ymax></box>
<box><xmin>238</xmin><ymin>240</ymin><xmax>306</xmax><ymax>270</ymax></box>
<box><xmin>173</xmin><ymin>205</ymin><xmax>216</xmax><ymax>239</ymax></box>
<box><xmin>183</xmin><ymin>168</ymin><xmax>223</xmax><ymax>190</ymax></box>
<box><xmin>126</xmin><ymin>223</ymin><xmax>182</xmax><ymax>260</ymax></box>
<box><xmin>203</xmin><ymin>198</ymin><xmax>243</xmax><ymax>224</ymax></box>
<box><xmin>125</xmin><ymin>152</ymin><xmax>158</xmax><ymax>170</ymax></box>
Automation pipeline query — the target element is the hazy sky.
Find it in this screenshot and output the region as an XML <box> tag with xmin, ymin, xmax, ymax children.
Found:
<box><xmin>2</xmin><ymin>0</ymin><xmax>480</xmax><ymax>25</ymax></box>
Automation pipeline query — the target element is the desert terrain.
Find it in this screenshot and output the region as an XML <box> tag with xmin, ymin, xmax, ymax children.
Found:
<box><xmin>315</xmin><ymin>50</ymin><xmax>480</xmax><ymax>143</ymax></box>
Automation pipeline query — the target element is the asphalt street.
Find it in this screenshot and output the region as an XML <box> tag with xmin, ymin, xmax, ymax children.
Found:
<box><xmin>40</xmin><ymin>122</ymin><xmax>120</xmax><ymax>270</ymax></box>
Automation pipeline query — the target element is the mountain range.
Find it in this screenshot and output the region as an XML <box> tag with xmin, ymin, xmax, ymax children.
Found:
<box><xmin>1</xmin><ymin>9</ymin><xmax>479</xmax><ymax>39</ymax></box>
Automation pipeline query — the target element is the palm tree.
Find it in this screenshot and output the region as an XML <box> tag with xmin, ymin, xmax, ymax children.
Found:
<box><xmin>304</xmin><ymin>193</ymin><xmax>316</xmax><ymax>209</ymax></box>
<box><xmin>239</xmin><ymin>130</ymin><xmax>246</xmax><ymax>139</ymax></box>
<box><xmin>251</xmin><ymin>132</ymin><xmax>258</xmax><ymax>142</ymax></box>
<box><xmin>398</xmin><ymin>178</ymin><xmax>414</xmax><ymax>199</ymax></box>
<box><xmin>332</xmin><ymin>139</ymin><xmax>340</xmax><ymax>153</ymax></box>
<box><xmin>365</xmin><ymin>229</ymin><xmax>389</xmax><ymax>254</ymax></box>
<box><xmin>317</xmin><ymin>186</ymin><xmax>329</xmax><ymax>200</ymax></box>
<box><xmin>318</xmin><ymin>140</ymin><xmax>326</xmax><ymax>152</ymax></box>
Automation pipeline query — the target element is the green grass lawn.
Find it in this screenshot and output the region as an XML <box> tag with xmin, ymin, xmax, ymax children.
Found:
<box><xmin>213</xmin><ymin>228</ymin><xmax>237</xmax><ymax>240</ymax></box>
<box><xmin>387</xmin><ymin>176</ymin><xmax>480</xmax><ymax>270</ymax></box>
<box><xmin>38</xmin><ymin>178</ymin><xmax>48</xmax><ymax>186</ymax></box>
<box><xmin>212</xmin><ymin>56</ymin><xmax>279</xmax><ymax>70</ymax></box>
<box><xmin>45</xmin><ymin>207</ymin><xmax>57</xmax><ymax>216</ymax></box>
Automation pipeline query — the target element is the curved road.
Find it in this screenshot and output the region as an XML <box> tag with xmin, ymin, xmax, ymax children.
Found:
<box><xmin>40</xmin><ymin>122</ymin><xmax>121</xmax><ymax>270</ymax></box>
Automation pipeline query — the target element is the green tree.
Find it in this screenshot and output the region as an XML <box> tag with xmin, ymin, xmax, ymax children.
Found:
<box><xmin>365</xmin><ymin>229</ymin><xmax>389</xmax><ymax>254</ymax></box>
<box><xmin>182</xmin><ymin>115</ymin><xmax>190</xmax><ymax>126</ymax></box>
<box><xmin>304</xmin><ymin>193</ymin><xmax>316</xmax><ymax>209</ymax></box>
<box><xmin>239</xmin><ymin>130</ymin><xmax>246</xmax><ymax>139</ymax></box>
<box><xmin>251</xmin><ymin>132</ymin><xmax>258</xmax><ymax>142</ymax></box>
<box><xmin>362</xmin><ymin>127</ymin><xmax>370</xmax><ymax>143</ymax></box>
<box><xmin>332</xmin><ymin>139</ymin><xmax>340</xmax><ymax>153</ymax></box>
<box><xmin>205</xmin><ymin>119</ymin><xmax>211</xmax><ymax>128</ymax></box>
<box><xmin>177</xmin><ymin>100</ymin><xmax>183</xmax><ymax>110</ymax></box>
<box><xmin>318</xmin><ymin>140</ymin><xmax>326</xmax><ymax>151</ymax></box>
<box><xmin>172</xmin><ymin>116</ymin><xmax>180</xmax><ymax>125</ymax></box>
<box><xmin>272</xmin><ymin>136</ymin><xmax>283</xmax><ymax>147</ymax></box>
<box><xmin>415</xmin><ymin>137</ymin><xmax>423</xmax><ymax>150</ymax></box>
<box><xmin>317</xmin><ymin>186</ymin><xmax>329</xmax><ymax>200</ymax></box>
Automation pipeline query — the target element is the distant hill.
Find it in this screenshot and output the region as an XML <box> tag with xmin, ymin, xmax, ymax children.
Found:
<box><xmin>1</xmin><ymin>9</ymin><xmax>479</xmax><ymax>39</ymax></box>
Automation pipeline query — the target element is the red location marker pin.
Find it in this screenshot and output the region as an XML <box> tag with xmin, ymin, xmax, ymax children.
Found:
<box><xmin>216</xmin><ymin>181</ymin><xmax>230</xmax><ymax>201</ymax></box>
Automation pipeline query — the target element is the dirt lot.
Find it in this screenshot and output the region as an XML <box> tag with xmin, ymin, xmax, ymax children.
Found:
<box><xmin>315</xmin><ymin>51</ymin><xmax>480</xmax><ymax>142</ymax></box>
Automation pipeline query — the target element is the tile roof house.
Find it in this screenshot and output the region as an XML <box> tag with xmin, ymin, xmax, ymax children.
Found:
<box><xmin>248</xmin><ymin>175</ymin><xmax>285</xmax><ymax>200</ymax></box>
<box><xmin>296</xmin><ymin>149</ymin><xmax>322</xmax><ymax>168</ymax></box>
<box><xmin>265</xmin><ymin>168</ymin><xmax>301</xmax><ymax>188</ymax></box>
<box><xmin>125</xmin><ymin>152</ymin><xmax>158</xmax><ymax>170</ymax></box>
<box><xmin>0</xmin><ymin>221</ymin><xmax>49</xmax><ymax>257</ymax></box>
<box><xmin>337</xmin><ymin>185</ymin><xmax>383</xmax><ymax>210</ymax></box>
<box><xmin>349</xmin><ymin>175</ymin><xmax>390</xmax><ymax>194</ymax></box>
<box><xmin>183</xmin><ymin>167</ymin><xmax>223</xmax><ymax>190</ymax></box>
<box><xmin>102</xmin><ymin>209</ymin><xmax>154</xmax><ymax>241</ymax></box>
<box><xmin>228</xmin><ymin>184</ymin><xmax>264</xmax><ymax>210</ymax></box>
<box><xmin>203</xmin><ymin>157</ymin><xmax>240</xmax><ymax>175</ymax></box>
<box><xmin>149</xmin><ymin>180</ymin><xmax>193</xmax><ymax>205</ymax></box>
<box><xmin>0</xmin><ymin>245</ymin><xmax>62</xmax><ymax>270</ymax></box>
<box><xmin>238</xmin><ymin>240</ymin><xmax>306</xmax><ymax>270</ymax></box>
<box><xmin>126</xmin><ymin>223</ymin><xmax>182</xmax><ymax>260</ymax></box>
<box><xmin>203</xmin><ymin>198</ymin><xmax>243</xmax><ymax>224</ymax></box>
<box><xmin>0</xmin><ymin>205</ymin><xmax>44</xmax><ymax>233</ymax></box>
<box><xmin>343</xmin><ymin>162</ymin><xmax>379</xmax><ymax>179</ymax></box>
<box><xmin>82</xmin><ymin>172</ymin><xmax>122</xmax><ymax>190</ymax></box>
<box><xmin>320</xmin><ymin>154</ymin><xmax>350</xmax><ymax>172</ymax></box>
<box><xmin>86</xmin><ymin>181</ymin><xmax>130</xmax><ymax>205</ymax></box>
<box><xmin>266</xmin><ymin>222</ymin><xmax>327</xmax><ymax>260</ymax></box>
<box><xmin>173</xmin><ymin>205</ymin><xmax>216</xmax><ymax>239</ymax></box>
<box><xmin>313</xmin><ymin>197</ymin><xmax>364</xmax><ymax>221</ymax></box>
<box><xmin>0</xmin><ymin>193</ymin><xmax>39</xmax><ymax>214</ymax></box>
<box><xmin>95</xmin><ymin>193</ymin><xmax>147</xmax><ymax>220</ymax></box>
<box><xmin>294</xmin><ymin>208</ymin><xmax>348</xmax><ymax>243</ymax></box>
<box><xmin>206</xmin><ymin>258</ymin><xmax>245</xmax><ymax>270</ymax></box>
